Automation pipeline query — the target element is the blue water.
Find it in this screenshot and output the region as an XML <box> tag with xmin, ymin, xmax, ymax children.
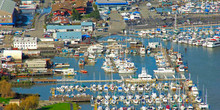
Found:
<box><xmin>12</xmin><ymin>35</ymin><xmax>220</xmax><ymax>109</ymax></box>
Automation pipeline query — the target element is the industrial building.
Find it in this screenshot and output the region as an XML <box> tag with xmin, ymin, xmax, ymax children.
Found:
<box><xmin>25</xmin><ymin>59</ymin><xmax>47</xmax><ymax>68</ymax></box>
<box><xmin>54</xmin><ymin>31</ymin><xmax>82</xmax><ymax>41</ymax></box>
<box><xmin>25</xmin><ymin>59</ymin><xmax>48</xmax><ymax>73</ymax></box>
<box><xmin>46</xmin><ymin>22</ymin><xmax>93</xmax><ymax>41</ymax></box>
<box><xmin>0</xmin><ymin>0</ymin><xmax>16</xmax><ymax>27</ymax></box>
<box><xmin>46</xmin><ymin>25</ymin><xmax>81</xmax><ymax>32</ymax></box>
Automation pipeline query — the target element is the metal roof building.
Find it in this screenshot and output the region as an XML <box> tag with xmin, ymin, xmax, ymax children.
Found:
<box><xmin>0</xmin><ymin>0</ymin><xmax>16</xmax><ymax>14</ymax></box>
<box><xmin>54</xmin><ymin>31</ymin><xmax>82</xmax><ymax>41</ymax></box>
<box><xmin>46</xmin><ymin>25</ymin><xmax>82</xmax><ymax>30</ymax></box>
<box><xmin>95</xmin><ymin>0</ymin><xmax>128</xmax><ymax>5</ymax></box>
<box><xmin>0</xmin><ymin>0</ymin><xmax>16</xmax><ymax>26</ymax></box>
<box><xmin>81</xmin><ymin>22</ymin><xmax>93</xmax><ymax>26</ymax></box>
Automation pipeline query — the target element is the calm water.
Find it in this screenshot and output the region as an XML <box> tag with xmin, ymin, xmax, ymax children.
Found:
<box><xmin>13</xmin><ymin>35</ymin><xmax>220</xmax><ymax>109</ymax></box>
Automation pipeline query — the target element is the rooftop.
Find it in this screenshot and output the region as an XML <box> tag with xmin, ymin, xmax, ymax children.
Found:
<box><xmin>51</xmin><ymin>2</ymin><xmax>73</xmax><ymax>12</ymax></box>
<box><xmin>74</xmin><ymin>0</ymin><xmax>88</xmax><ymax>8</ymax></box>
<box><xmin>46</xmin><ymin>25</ymin><xmax>82</xmax><ymax>30</ymax></box>
<box><xmin>14</xmin><ymin>37</ymin><xmax>37</xmax><ymax>42</ymax></box>
<box><xmin>56</xmin><ymin>31</ymin><xmax>82</xmax><ymax>36</ymax></box>
<box><xmin>81</xmin><ymin>22</ymin><xmax>93</xmax><ymax>26</ymax></box>
<box><xmin>95</xmin><ymin>0</ymin><xmax>128</xmax><ymax>5</ymax></box>
<box><xmin>0</xmin><ymin>0</ymin><xmax>16</xmax><ymax>14</ymax></box>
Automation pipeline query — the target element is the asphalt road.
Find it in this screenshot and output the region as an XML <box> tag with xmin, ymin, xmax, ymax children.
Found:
<box><xmin>25</xmin><ymin>0</ymin><xmax>52</xmax><ymax>38</ymax></box>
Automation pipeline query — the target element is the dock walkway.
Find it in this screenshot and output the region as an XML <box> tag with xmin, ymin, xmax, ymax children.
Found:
<box><xmin>32</xmin><ymin>78</ymin><xmax>185</xmax><ymax>84</ymax></box>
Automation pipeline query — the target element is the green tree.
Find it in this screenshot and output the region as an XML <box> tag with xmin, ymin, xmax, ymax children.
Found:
<box><xmin>20</xmin><ymin>95</ymin><xmax>39</xmax><ymax>110</ymax></box>
<box><xmin>0</xmin><ymin>80</ymin><xmax>15</xmax><ymax>98</ymax></box>
<box><xmin>93</xmin><ymin>4</ymin><xmax>98</xmax><ymax>11</ymax></box>
<box><xmin>72</xmin><ymin>8</ymin><xmax>81</xmax><ymax>20</ymax></box>
<box><xmin>5</xmin><ymin>104</ymin><xmax>21</xmax><ymax>110</ymax></box>
<box><xmin>90</xmin><ymin>10</ymin><xmax>100</xmax><ymax>20</ymax></box>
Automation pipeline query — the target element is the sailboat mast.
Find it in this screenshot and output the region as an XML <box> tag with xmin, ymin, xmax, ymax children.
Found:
<box><xmin>197</xmin><ymin>75</ymin><xmax>199</xmax><ymax>89</ymax></box>
<box><xmin>203</xmin><ymin>85</ymin><xmax>205</xmax><ymax>103</ymax></box>
<box><xmin>206</xmin><ymin>88</ymin><xmax>208</xmax><ymax>104</ymax></box>
<box><xmin>174</xmin><ymin>12</ymin><xmax>177</xmax><ymax>30</ymax></box>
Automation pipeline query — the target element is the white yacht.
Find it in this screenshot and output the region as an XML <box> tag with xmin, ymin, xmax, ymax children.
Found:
<box><xmin>178</xmin><ymin>65</ymin><xmax>185</xmax><ymax>72</ymax></box>
<box><xmin>54</xmin><ymin>68</ymin><xmax>76</xmax><ymax>76</ymax></box>
<box><xmin>191</xmin><ymin>85</ymin><xmax>199</xmax><ymax>96</ymax></box>
<box><xmin>118</xmin><ymin>68</ymin><xmax>136</xmax><ymax>74</ymax></box>
<box><xmin>153</xmin><ymin>68</ymin><xmax>175</xmax><ymax>74</ymax></box>
<box><xmin>138</xmin><ymin>67</ymin><xmax>152</xmax><ymax>80</ymax></box>
<box><xmin>140</xmin><ymin>47</ymin><xmax>146</xmax><ymax>55</ymax></box>
<box><xmin>87</xmin><ymin>44</ymin><xmax>104</xmax><ymax>53</ymax></box>
<box><xmin>207</xmin><ymin>38</ymin><xmax>220</xmax><ymax>48</ymax></box>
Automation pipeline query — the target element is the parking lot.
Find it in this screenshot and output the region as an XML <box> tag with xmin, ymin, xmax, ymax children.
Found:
<box><xmin>124</xmin><ymin>1</ymin><xmax>220</xmax><ymax>30</ymax></box>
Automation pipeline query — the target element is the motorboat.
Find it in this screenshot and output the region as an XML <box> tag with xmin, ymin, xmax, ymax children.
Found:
<box><xmin>118</xmin><ymin>86</ymin><xmax>123</xmax><ymax>92</ymax></box>
<box><xmin>207</xmin><ymin>37</ymin><xmax>220</xmax><ymax>48</ymax></box>
<box><xmin>153</xmin><ymin>67</ymin><xmax>175</xmax><ymax>74</ymax></box>
<box><xmin>138</xmin><ymin>67</ymin><xmax>152</xmax><ymax>80</ymax></box>
<box><xmin>87</xmin><ymin>44</ymin><xmax>104</xmax><ymax>54</ymax></box>
<box><xmin>54</xmin><ymin>68</ymin><xmax>76</xmax><ymax>76</ymax></box>
<box><xmin>140</xmin><ymin>47</ymin><xmax>146</xmax><ymax>55</ymax></box>
<box><xmin>54</xmin><ymin>63</ymin><xmax>70</xmax><ymax>68</ymax></box>
<box><xmin>78</xmin><ymin>59</ymin><xmax>85</xmax><ymax>66</ymax></box>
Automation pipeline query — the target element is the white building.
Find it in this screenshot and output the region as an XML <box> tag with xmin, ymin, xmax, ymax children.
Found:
<box><xmin>3</xmin><ymin>50</ymin><xmax>22</xmax><ymax>61</ymax></box>
<box><xmin>81</xmin><ymin>22</ymin><xmax>94</xmax><ymax>32</ymax></box>
<box><xmin>13</xmin><ymin>37</ymin><xmax>37</xmax><ymax>50</ymax></box>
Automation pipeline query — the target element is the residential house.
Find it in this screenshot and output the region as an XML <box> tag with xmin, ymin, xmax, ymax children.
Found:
<box><xmin>51</xmin><ymin>16</ymin><xmax>70</xmax><ymax>24</ymax></box>
<box><xmin>0</xmin><ymin>0</ymin><xmax>16</xmax><ymax>27</ymax></box>
<box><xmin>9</xmin><ymin>99</ymin><xmax>21</xmax><ymax>106</ymax></box>
<box><xmin>51</xmin><ymin>2</ymin><xmax>73</xmax><ymax>16</ymax></box>
<box><xmin>13</xmin><ymin>37</ymin><xmax>38</xmax><ymax>50</ymax></box>
<box><xmin>73</xmin><ymin>0</ymin><xmax>88</xmax><ymax>14</ymax></box>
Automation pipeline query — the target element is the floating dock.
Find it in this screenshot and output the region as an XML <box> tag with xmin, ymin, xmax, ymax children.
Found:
<box><xmin>31</xmin><ymin>78</ymin><xmax>185</xmax><ymax>84</ymax></box>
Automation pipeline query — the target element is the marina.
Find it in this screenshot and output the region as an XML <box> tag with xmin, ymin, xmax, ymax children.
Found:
<box><xmin>1</xmin><ymin>0</ymin><xmax>220</xmax><ymax>109</ymax></box>
<box><xmin>12</xmin><ymin>35</ymin><xmax>211</xmax><ymax>109</ymax></box>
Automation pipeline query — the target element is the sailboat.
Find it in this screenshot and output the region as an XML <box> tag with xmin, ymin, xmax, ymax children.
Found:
<box><xmin>199</xmin><ymin>88</ymin><xmax>209</xmax><ymax>109</ymax></box>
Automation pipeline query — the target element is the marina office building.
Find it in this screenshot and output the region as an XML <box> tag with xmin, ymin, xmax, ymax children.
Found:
<box><xmin>0</xmin><ymin>0</ymin><xmax>16</xmax><ymax>27</ymax></box>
